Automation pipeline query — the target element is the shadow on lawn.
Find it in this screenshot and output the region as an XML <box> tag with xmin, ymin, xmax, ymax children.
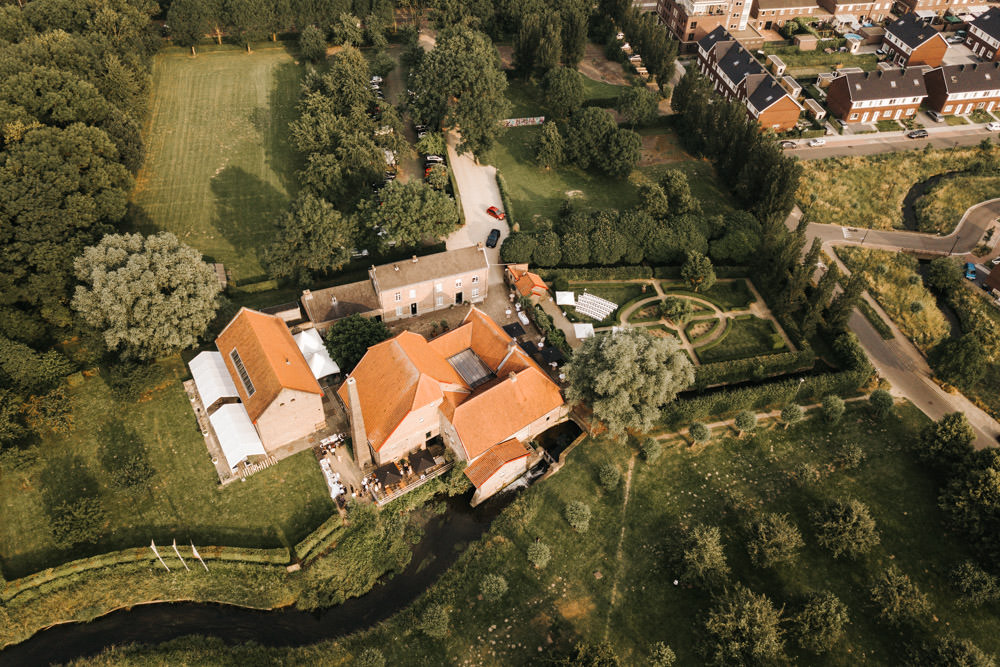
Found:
<box><xmin>265</xmin><ymin>61</ymin><xmax>305</xmax><ymax>196</ymax></box>
<box><xmin>210</xmin><ymin>166</ymin><xmax>287</xmax><ymax>276</ymax></box>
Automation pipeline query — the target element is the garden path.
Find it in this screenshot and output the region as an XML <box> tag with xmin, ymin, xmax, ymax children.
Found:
<box><xmin>604</xmin><ymin>453</ymin><xmax>638</xmax><ymax>639</ymax></box>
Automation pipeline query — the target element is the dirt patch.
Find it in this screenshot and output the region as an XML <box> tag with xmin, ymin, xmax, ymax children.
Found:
<box><xmin>686</xmin><ymin>320</ymin><xmax>715</xmax><ymax>340</ymax></box>
<box><xmin>577</xmin><ymin>43</ymin><xmax>630</xmax><ymax>86</ymax></box>
<box><xmin>497</xmin><ymin>45</ymin><xmax>514</xmax><ymax>69</ymax></box>
<box><xmin>647</xmin><ymin>327</ymin><xmax>676</xmax><ymax>339</ymax></box>
<box><xmin>638</xmin><ymin>133</ymin><xmax>694</xmax><ymax>167</ymax></box>
<box><xmin>556</xmin><ymin>595</ymin><xmax>595</xmax><ymax>621</ymax></box>
<box><xmin>634</xmin><ymin>305</ymin><xmax>661</xmax><ymax>321</ymax></box>
<box><xmin>565</xmin><ymin>190</ymin><xmax>584</xmax><ymax>198</ymax></box>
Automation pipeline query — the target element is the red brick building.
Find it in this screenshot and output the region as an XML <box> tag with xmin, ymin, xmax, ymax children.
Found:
<box><xmin>966</xmin><ymin>8</ymin><xmax>1000</xmax><ymax>62</ymax></box>
<box><xmin>882</xmin><ymin>14</ymin><xmax>949</xmax><ymax>67</ymax></box>
<box><xmin>826</xmin><ymin>67</ymin><xmax>928</xmax><ymax>123</ymax></box>
<box><xmin>816</xmin><ymin>0</ymin><xmax>891</xmax><ymax>25</ymax></box>
<box><xmin>697</xmin><ymin>27</ymin><xmax>803</xmax><ymax>131</ymax></box>
<box><xmin>659</xmin><ymin>0</ymin><xmax>754</xmax><ymax>48</ymax></box>
<box><xmin>924</xmin><ymin>63</ymin><xmax>1000</xmax><ymax>115</ymax></box>
<box><xmin>749</xmin><ymin>0</ymin><xmax>820</xmax><ymax>31</ymax></box>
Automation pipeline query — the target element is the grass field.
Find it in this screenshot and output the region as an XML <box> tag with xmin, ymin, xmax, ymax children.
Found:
<box><xmin>0</xmin><ymin>357</ymin><xmax>333</xmax><ymax>579</ymax></box>
<box><xmin>661</xmin><ymin>279</ymin><xmax>756</xmax><ymax>311</ymax></box>
<box><xmin>696</xmin><ymin>315</ymin><xmax>787</xmax><ymax>363</ymax></box>
<box><xmin>838</xmin><ymin>247</ymin><xmax>950</xmax><ymax>352</ymax></box>
<box><xmin>796</xmin><ymin>146</ymin><xmax>996</xmax><ymax>233</ymax></box>
<box><xmin>914</xmin><ymin>174</ymin><xmax>1000</xmax><ymax>235</ymax></box>
<box><xmin>100</xmin><ymin>401</ymin><xmax>1000</xmax><ymax>665</ymax></box>
<box><xmin>132</xmin><ymin>47</ymin><xmax>303</xmax><ymax>283</ymax></box>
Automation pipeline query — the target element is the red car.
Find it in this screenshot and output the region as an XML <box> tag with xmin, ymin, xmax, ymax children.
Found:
<box><xmin>486</xmin><ymin>206</ymin><xmax>505</xmax><ymax>220</ymax></box>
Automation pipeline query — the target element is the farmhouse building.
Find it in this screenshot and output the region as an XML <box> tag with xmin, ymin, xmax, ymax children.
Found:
<box><xmin>697</xmin><ymin>27</ymin><xmax>803</xmax><ymax>132</ymax></box>
<box><xmin>966</xmin><ymin>8</ymin><xmax>1000</xmax><ymax>62</ymax></box>
<box><xmin>826</xmin><ymin>67</ymin><xmax>928</xmax><ymax>123</ymax></box>
<box><xmin>301</xmin><ymin>246</ymin><xmax>490</xmax><ymax>329</ymax></box>
<box><xmin>338</xmin><ymin>306</ymin><xmax>567</xmax><ymax>503</ymax></box>
<box><xmin>924</xmin><ymin>63</ymin><xmax>1000</xmax><ymax>114</ymax></box>
<box><xmin>882</xmin><ymin>14</ymin><xmax>949</xmax><ymax>67</ymax></box>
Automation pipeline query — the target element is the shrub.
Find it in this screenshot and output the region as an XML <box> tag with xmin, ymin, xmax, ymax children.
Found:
<box><xmin>917</xmin><ymin>633</ymin><xmax>995</xmax><ymax>667</ymax></box>
<box><xmin>356</xmin><ymin>647</ymin><xmax>386</xmax><ymax>667</ymax></box>
<box><xmin>813</xmin><ymin>499</ymin><xmax>880</xmax><ymax>559</ymax></box>
<box><xmin>499</xmin><ymin>232</ymin><xmax>536</xmax><ymax>263</ymax></box>
<box><xmin>420</xmin><ymin>603</ymin><xmax>450</xmax><ymax>638</ymax></box>
<box><xmin>795</xmin><ymin>592</ymin><xmax>849</xmax><ymax>654</ymax></box>
<box><xmin>821</xmin><ymin>394</ymin><xmax>845</xmax><ymax>423</ymax></box>
<box><xmin>641</xmin><ymin>437</ymin><xmax>663</xmax><ymax>463</ymax></box>
<box><xmin>649</xmin><ymin>642</ymin><xmax>676</xmax><ymax>667</ymax></box>
<box><xmin>598</xmin><ymin>462</ymin><xmax>621</xmax><ymax>490</ymax></box>
<box><xmin>952</xmin><ymin>561</ymin><xmax>1000</xmax><ymax>608</ymax></box>
<box><xmin>527</xmin><ymin>541</ymin><xmax>551</xmax><ymax>569</ymax></box>
<box><xmin>480</xmin><ymin>574</ymin><xmax>508</xmax><ymax>602</ymax></box>
<box><xmin>795</xmin><ymin>462</ymin><xmax>822</xmax><ymax>485</ymax></box>
<box><xmin>837</xmin><ymin>443</ymin><xmax>866</xmax><ymax>469</ymax></box>
<box><xmin>734</xmin><ymin>410</ymin><xmax>757</xmax><ymax>437</ymax></box>
<box><xmin>705</xmin><ymin>585</ymin><xmax>786</xmax><ymax>665</ymax></box>
<box><xmin>98</xmin><ymin>419</ymin><xmax>154</xmax><ymax>489</ymax></box>
<box><xmin>780</xmin><ymin>403</ymin><xmax>804</xmax><ymax>428</ymax></box>
<box><xmin>869</xmin><ymin>389</ymin><xmax>894</xmax><ymax>419</ymax></box>
<box><xmin>870</xmin><ymin>565</ymin><xmax>930</xmax><ymax>627</ymax></box>
<box><xmin>565</xmin><ymin>501</ymin><xmax>592</xmax><ymax>532</ymax></box>
<box><xmin>746</xmin><ymin>512</ymin><xmax>804</xmax><ymax>568</ymax></box>
<box><xmin>682</xmin><ymin>524</ymin><xmax>730</xmax><ymax>586</ymax></box>
<box><xmin>690</xmin><ymin>422</ymin><xmax>710</xmax><ymax>444</ymax></box>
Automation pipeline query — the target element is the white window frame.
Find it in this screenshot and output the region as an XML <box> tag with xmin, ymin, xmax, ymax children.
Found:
<box><xmin>394</xmin><ymin>292</ymin><xmax>401</xmax><ymax>302</ymax></box>
<box><xmin>455</xmin><ymin>279</ymin><xmax>462</xmax><ymax>288</ymax></box>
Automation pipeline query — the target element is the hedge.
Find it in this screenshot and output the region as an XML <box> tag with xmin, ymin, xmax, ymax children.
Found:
<box><xmin>662</xmin><ymin>334</ymin><xmax>873</xmax><ymax>427</ymax></box>
<box><xmin>653</xmin><ymin>265</ymin><xmax>749</xmax><ymax>279</ymax></box>
<box><xmin>294</xmin><ymin>513</ymin><xmax>347</xmax><ymax>563</ymax></box>
<box><xmin>691</xmin><ymin>348</ymin><xmax>817</xmax><ymax>390</ymax></box>
<box><xmin>537</xmin><ymin>266</ymin><xmax>653</xmax><ymax>282</ymax></box>
<box><xmin>693</xmin><ymin>317</ymin><xmax>733</xmax><ymax>355</ymax></box>
<box><xmin>859</xmin><ymin>299</ymin><xmax>894</xmax><ymax>340</ymax></box>
<box><xmin>449</xmin><ymin>165</ymin><xmax>466</xmax><ymax>227</ymax></box>
<box><xmin>495</xmin><ymin>171</ymin><xmax>514</xmax><ymax>228</ymax></box>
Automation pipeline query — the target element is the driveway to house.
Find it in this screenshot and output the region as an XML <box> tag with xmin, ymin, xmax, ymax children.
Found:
<box><xmin>443</xmin><ymin>131</ymin><xmax>508</xmax><ymax>271</ymax></box>
<box><xmin>787</xmin><ymin>204</ymin><xmax>1000</xmax><ymax>449</ymax></box>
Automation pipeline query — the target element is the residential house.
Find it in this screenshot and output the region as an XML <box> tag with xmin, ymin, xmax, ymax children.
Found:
<box><xmin>924</xmin><ymin>62</ymin><xmax>1000</xmax><ymax>114</ymax></box>
<box><xmin>506</xmin><ymin>264</ymin><xmax>549</xmax><ymax>302</ymax></box>
<box><xmin>966</xmin><ymin>8</ymin><xmax>1000</xmax><ymax>62</ymax></box>
<box><xmin>697</xmin><ymin>27</ymin><xmax>803</xmax><ymax>131</ymax></box>
<box><xmin>338</xmin><ymin>306</ymin><xmax>568</xmax><ymax>504</ymax></box>
<box><xmin>188</xmin><ymin>308</ymin><xmax>341</xmax><ymax>470</ymax></box>
<box><xmin>816</xmin><ymin>0</ymin><xmax>891</xmax><ymax>26</ymax></box>
<box><xmin>882</xmin><ymin>14</ymin><xmax>949</xmax><ymax>67</ymax></box>
<box><xmin>826</xmin><ymin>67</ymin><xmax>928</xmax><ymax>123</ymax></box>
<box><xmin>659</xmin><ymin>0</ymin><xmax>753</xmax><ymax>48</ymax></box>
<box><xmin>895</xmin><ymin>0</ymin><xmax>952</xmax><ymax>19</ymax></box>
<box><xmin>301</xmin><ymin>246</ymin><xmax>490</xmax><ymax>329</ymax></box>
<box><xmin>750</xmin><ymin>0</ymin><xmax>820</xmax><ymax>31</ymax></box>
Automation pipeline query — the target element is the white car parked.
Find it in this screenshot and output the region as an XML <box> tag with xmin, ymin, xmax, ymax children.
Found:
<box><xmin>987</xmin><ymin>122</ymin><xmax>1000</xmax><ymax>132</ymax></box>
<box><xmin>808</xmin><ymin>138</ymin><xmax>826</xmax><ymax>147</ymax></box>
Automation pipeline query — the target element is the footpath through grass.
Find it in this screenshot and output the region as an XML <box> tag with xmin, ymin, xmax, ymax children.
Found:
<box><xmin>0</xmin><ymin>357</ymin><xmax>333</xmax><ymax>579</ymax></box>
<box><xmin>83</xmin><ymin>402</ymin><xmax>1000</xmax><ymax>665</ymax></box>
<box><xmin>132</xmin><ymin>47</ymin><xmax>303</xmax><ymax>283</ymax></box>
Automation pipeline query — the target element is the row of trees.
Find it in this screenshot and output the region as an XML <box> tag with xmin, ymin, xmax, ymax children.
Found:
<box><xmin>167</xmin><ymin>0</ymin><xmax>394</xmax><ymax>52</ymax></box>
<box><xmin>500</xmin><ymin>170</ymin><xmax>766</xmax><ymax>268</ymax></box>
<box><xmin>510</xmin><ymin>0</ymin><xmax>589</xmax><ymax>77</ymax></box>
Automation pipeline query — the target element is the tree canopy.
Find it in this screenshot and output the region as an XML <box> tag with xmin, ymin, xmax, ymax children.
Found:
<box><xmin>356</xmin><ymin>182</ymin><xmax>460</xmax><ymax>250</ymax></box>
<box><xmin>265</xmin><ymin>192</ymin><xmax>357</xmax><ymax>282</ymax></box>
<box><xmin>72</xmin><ymin>232</ymin><xmax>221</xmax><ymax>361</ymax></box>
<box><xmin>323</xmin><ymin>314</ymin><xmax>391</xmax><ymax>372</ymax></box>
<box><xmin>566</xmin><ymin>328</ymin><xmax>694</xmax><ymax>437</ymax></box>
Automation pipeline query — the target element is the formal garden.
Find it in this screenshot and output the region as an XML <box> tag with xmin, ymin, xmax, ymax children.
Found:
<box><xmin>797</xmin><ymin>142</ymin><xmax>1000</xmax><ymax>233</ymax></box>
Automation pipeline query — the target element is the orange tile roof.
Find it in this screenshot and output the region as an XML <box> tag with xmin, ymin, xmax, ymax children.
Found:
<box><xmin>451</xmin><ymin>366</ymin><xmax>564</xmax><ymax>460</ymax></box>
<box><xmin>216</xmin><ymin>308</ymin><xmax>321</xmax><ymax>422</ymax></box>
<box><xmin>515</xmin><ymin>272</ymin><xmax>547</xmax><ymax>297</ymax></box>
<box><xmin>341</xmin><ymin>306</ymin><xmax>563</xmax><ymax>456</ymax></box>
<box><xmin>464</xmin><ymin>438</ymin><xmax>531</xmax><ymax>488</ymax></box>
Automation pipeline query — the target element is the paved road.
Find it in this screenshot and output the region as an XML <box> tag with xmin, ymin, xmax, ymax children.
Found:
<box><xmin>789</xmin><ymin>124</ymin><xmax>1000</xmax><ymax>160</ymax></box>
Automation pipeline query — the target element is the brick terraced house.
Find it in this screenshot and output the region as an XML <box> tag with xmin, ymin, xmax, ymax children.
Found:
<box><xmin>882</xmin><ymin>13</ymin><xmax>949</xmax><ymax>67</ymax></box>
<box><xmin>697</xmin><ymin>27</ymin><xmax>803</xmax><ymax>131</ymax></box>
<box><xmin>826</xmin><ymin>67</ymin><xmax>928</xmax><ymax>123</ymax></box>
<box><xmin>750</xmin><ymin>0</ymin><xmax>820</xmax><ymax>31</ymax></box>
<box><xmin>966</xmin><ymin>8</ymin><xmax>1000</xmax><ymax>62</ymax></box>
<box><xmin>660</xmin><ymin>0</ymin><xmax>754</xmax><ymax>48</ymax></box>
<box><xmin>924</xmin><ymin>62</ymin><xmax>1000</xmax><ymax>115</ymax></box>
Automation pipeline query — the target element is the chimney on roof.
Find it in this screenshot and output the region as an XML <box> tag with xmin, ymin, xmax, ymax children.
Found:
<box><xmin>303</xmin><ymin>289</ymin><xmax>312</xmax><ymax>303</ymax></box>
<box><xmin>285</xmin><ymin>358</ymin><xmax>290</xmax><ymax>365</ymax></box>
<box><xmin>509</xmin><ymin>371</ymin><xmax>517</xmax><ymax>383</ymax></box>
<box><xmin>412</xmin><ymin>255</ymin><xmax>418</xmax><ymax>263</ymax></box>
<box><xmin>346</xmin><ymin>377</ymin><xmax>373</xmax><ymax>469</ymax></box>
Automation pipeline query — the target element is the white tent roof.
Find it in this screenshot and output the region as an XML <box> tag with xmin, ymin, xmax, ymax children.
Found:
<box><xmin>293</xmin><ymin>328</ymin><xmax>340</xmax><ymax>379</ymax></box>
<box><xmin>573</xmin><ymin>323</ymin><xmax>595</xmax><ymax>339</ymax></box>
<box><xmin>209</xmin><ymin>404</ymin><xmax>266</xmax><ymax>470</ymax></box>
<box><xmin>914</xmin><ymin>9</ymin><xmax>936</xmax><ymax>18</ymax></box>
<box><xmin>189</xmin><ymin>351</ymin><xmax>239</xmax><ymax>409</ymax></box>
<box><xmin>555</xmin><ymin>291</ymin><xmax>576</xmax><ymax>306</ymax></box>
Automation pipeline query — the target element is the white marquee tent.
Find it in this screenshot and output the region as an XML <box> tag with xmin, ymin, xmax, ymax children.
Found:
<box><xmin>209</xmin><ymin>403</ymin><xmax>266</xmax><ymax>470</ymax></box>
<box><xmin>293</xmin><ymin>328</ymin><xmax>340</xmax><ymax>379</ymax></box>
<box><xmin>189</xmin><ymin>351</ymin><xmax>239</xmax><ymax>409</ymax></box>
<box><xmin>555</xmin><ymin>291</ymin><xmax>576</xmax><ymax>307</ymax></box>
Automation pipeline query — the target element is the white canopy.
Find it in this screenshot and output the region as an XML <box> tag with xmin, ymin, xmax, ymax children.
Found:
<box><xmin>293</xmin><ymin>328</ymin><xmax>340</xmax><ymax>379</ymax></box>
<box><xmin>209</xmin><ymin>404</ymin><xmax>266</xmax><ymax>470</ymax></box>
<box><xmin>914</xmin><ymin>9</ymin><xmax>936</xmax><ymax>18</ymax></box>
<box><xmin>189</xmin><ymin>351</ymin><xmax>239</xmax><ymax>409</ymax></box>
<box><xmin>573</xmin><ymin>323</ymin><xmax>595</xmax><ymax>339</ymax></box>
<box><xmin>555</xmin><ymin>291</ymin><xmax>576</xmax><ymax>306</ymax></box>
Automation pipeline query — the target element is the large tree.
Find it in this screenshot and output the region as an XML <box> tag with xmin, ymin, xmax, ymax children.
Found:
<box><xmin>265</xmin><ymin>192</ymin><xmax>357</xmax><ymax>281</ymax></box>
<box><xmin>323</xmin><ymin>314</ymin><xmax>391</xmax><ymax>372</ymax></box>
<box><xmin>617</xmin><ymin>85</ymin><xmax>659</xmax><ymax>128</ymax></box>
<box><xmin>566</xmin><ymin>327</ymin><xmax>694</xmax><ymax>437</ymax></box>
<box><xmin>543</xmin><ymin>66</ymin><xmax>584</xmax><ymax>119</ymax></box>
<box><xmin>410</xmin><ymin>27</ymin><xmax>509</xmax><ymax>156</ymax></box>
<box><xmin>168</xmin><ymin>0</ymin><xmax>213</xmax><ymax>53</ymax></box>
<box><xmin>795</xmin><ymin>592</ymin><xmax>849</xmax><ymax>654</ymax></box>
<box><xmin>746</xmin><ymin>512</ymin><xmax>804</xmax><ymax>568</ymax></box>
<box><xmin>535</xmin><ymin>120</ymin><xmax>565</xmax><ymax>168</ymax></box>
<box><xmin>356</xmin><ymin>181</ymin><xmax>460</xmax><ymax>250</ymax></box>
<box><xmin>704</xmin><ymin>585</ymin><xmax>786</xmax><ymax>665</ymax></box>
<box><xmin>682</xmin><ymin>524</ymin><xmax>730</xmax><ymax>586</ymax></box>
<box><xmin>681</xmin><ymin>251</ymin><xmax>716</xmax><ymax>292</ymax></box>
<box><xmin>72</xmin><ymin>232</ymin><xmax>221</xmax><ymax>361</ymax></box>
<box><xmin>812</xmin><ymin>498</ymin><xmax>880</xmax><ymax>559</ymax></box>
<box><xmin>0</xmin><ymin>123</ymin><xmax>132</xmax><ymax>329</ymax></box>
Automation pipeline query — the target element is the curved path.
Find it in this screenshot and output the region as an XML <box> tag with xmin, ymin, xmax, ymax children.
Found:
<box><xmin>787</xmin><ymin>201</ymin><xmax>1000</xmax><ymax>450</ymax></box>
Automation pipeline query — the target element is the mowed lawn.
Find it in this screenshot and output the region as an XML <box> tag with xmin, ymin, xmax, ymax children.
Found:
<box><xmin>323</xmin><ymin>402</ymin><xmax>1000</xmax><ymax>665</ymax></box>
<box><xmin>0</xmin><ymin>358</ymin><xmax>333</xmax><ymax>579</ymax></box>
<box><xmin>132</xmin><ymin>47</ymin><xmax>303</xmax><ymax>282</ymax></box>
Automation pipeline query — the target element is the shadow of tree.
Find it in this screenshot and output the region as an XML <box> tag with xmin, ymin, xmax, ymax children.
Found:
<box><xmin>209</xmin><ymin>166</ymin><xmax>288</xmax><ymax>280</ymax></box>
<box><xmin>266</xmin><ymin>61</ymin><xmax>305</xmax><ymax>196</ymax></box>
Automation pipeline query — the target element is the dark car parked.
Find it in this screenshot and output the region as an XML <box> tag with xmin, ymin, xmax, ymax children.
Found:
<box><xmin>486</xmin><ymin>228</ymin><xmax>500</xmax><ymax>248</ymax></box>
<box><xmin>907</xmin><ymin>129</ymin><xmax>929</xmax><ymax>139</ymax></box>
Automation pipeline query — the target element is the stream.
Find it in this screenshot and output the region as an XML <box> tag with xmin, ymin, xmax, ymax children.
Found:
<box><xmin>0</xmin><ymin>493</ymin><xmax>511</xmax><ymax>667</ymax></box>
<box><xmin>901</xmin><ymin>171</ymin><xmax>962</xmax><ymax>231</ymax></box>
